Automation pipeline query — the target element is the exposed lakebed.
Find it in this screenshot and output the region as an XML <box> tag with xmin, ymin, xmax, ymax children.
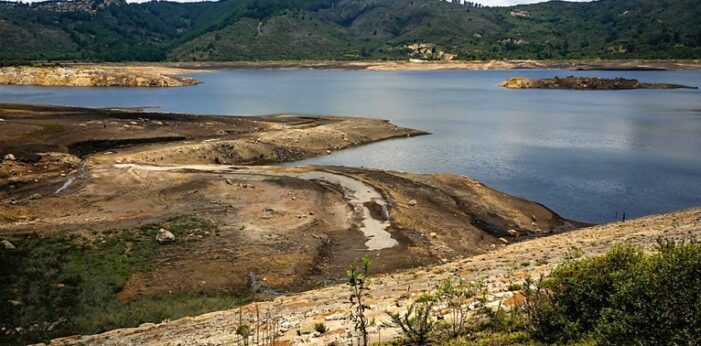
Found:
<box><xmin>113</xmin><ymin>164</ymin><xmax>397</xmax><ymax>251</ymax></box>
<box><xmin>1</xmin><ymin>69</ymin><xmax>700</xmax><ymax>223</ymax></box>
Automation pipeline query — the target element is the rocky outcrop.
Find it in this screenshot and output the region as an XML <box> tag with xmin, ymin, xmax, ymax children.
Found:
<box><xmin>0</xmin><ymin>66</ymin><xmax>198</xmax><ymax>87</ymax></box>
<box><xmin>500</xmin><ymin>76</ymin><xmax>697</xmax><ymax>90</ymax></box>
<box><xmin>405</xmin><ymin>43</ymin><xmax>456</xmax><ymax>61</ymax></box>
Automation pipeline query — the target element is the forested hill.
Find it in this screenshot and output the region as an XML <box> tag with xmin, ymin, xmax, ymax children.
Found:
<box><xmin>1</xmin><ymin>0</ymin><xmax>700</xmax><ymax>63</ymax></box>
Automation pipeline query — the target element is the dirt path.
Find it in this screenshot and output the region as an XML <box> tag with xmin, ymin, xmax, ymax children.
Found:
<box><xmin>292</xmin><ymin>171</ymin><xmax>395</xmax><ymax>251</ymax></box>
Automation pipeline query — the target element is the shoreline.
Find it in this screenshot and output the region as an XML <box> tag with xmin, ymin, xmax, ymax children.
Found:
<box><xmin>129</xmin><ymin>59</ymin><xmax>701</xmax><ymax>72</ymax></box>
<box><xmin>3</xmin><ymin>59</ymin><xmax>698</xmax><ymax>88</ymax></box>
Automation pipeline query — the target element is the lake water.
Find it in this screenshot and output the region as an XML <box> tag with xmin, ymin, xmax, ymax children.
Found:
<box><xmin>1</xmin><ymin>69</ymin><xmax>700</xmax><ymax>223</ymax></box>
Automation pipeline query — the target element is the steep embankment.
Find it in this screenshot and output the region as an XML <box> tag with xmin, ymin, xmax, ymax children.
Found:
<box><xmin>0</xmin><ymin>66</ymin><xmax>198</xmax><ymax>87</ymax></box>
<box><xmin>47</xmin><ymin>207</ymin><xmax>701</xmax><ymax>345</ymax></box>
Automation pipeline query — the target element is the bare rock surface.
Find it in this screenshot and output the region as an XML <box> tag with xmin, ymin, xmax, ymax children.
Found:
<box><xmin>1</xmin><ymin>239</ymin><xmax>15</xmax><ymax>249</ymax></box>
<box><xmin>155</xmin><ymin>228</ymin><xmax>176</xmax><ymax>244</ymax></box>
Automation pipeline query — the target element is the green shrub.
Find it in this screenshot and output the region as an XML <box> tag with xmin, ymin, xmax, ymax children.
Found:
<box><xmin>387</xmin><ymin>296</ymin><xmax>436</xmax><ymax>345</ymax></box>
<box><xmin>313</xmin><ymin>322</ymin><xmax>328</xmax><ymax>334</ymax></box>
<box><xmin>507</xmin><ymin>283</ymin><xmax>523</xmax><ymax>291</ymax></box>
<box><xmin>477</xmin><ymin>297</ymin><xmax>526</xmax><ymax>335</ymax></box>
<box><xmin>236</xmin><ymin>324</ymin><xmax>252</xmax><ymax>345</ymax></box>
<box><xmin>434</xmin><ymin>278</ymin><xmax>481</xmax><ymax>337</ymax></box>
<box><xmin>347</xmin><ymin>255</ymin><xmax>372</xmax><ymax>346</ymax></box>
<box><xmin>524</xmin><ymin>241</ymin><xmax>701</xmax><ymax>345</ymax></box>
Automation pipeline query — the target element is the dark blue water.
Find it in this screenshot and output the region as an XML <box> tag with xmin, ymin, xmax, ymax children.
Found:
<box><xmin>1</xmin><ymin>69</ymin><xmax>700</xmax><ymax>223</ymax></box>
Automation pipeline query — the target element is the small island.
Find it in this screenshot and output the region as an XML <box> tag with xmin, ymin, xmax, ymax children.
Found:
<box><xmin>500</xmin><ymin>76</ymin><xmax>698</xmax><ymax>90</ymax></box>
<box><xmin>0</xmin><ymin>65</ymin><xmax>199</xmax><ymax>87</ymax></box>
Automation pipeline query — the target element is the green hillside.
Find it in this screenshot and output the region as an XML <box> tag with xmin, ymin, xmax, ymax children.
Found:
<box><xmin>0</xmin><ymin>0</ymin><xmax>699</xmax><ymax>63</ymax></box>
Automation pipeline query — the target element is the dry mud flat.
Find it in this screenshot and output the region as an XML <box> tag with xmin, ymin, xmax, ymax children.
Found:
<box><xmin>0</xmin><ymin>104</ymin><xmax>577</xmax><ymax>302</ymax></box>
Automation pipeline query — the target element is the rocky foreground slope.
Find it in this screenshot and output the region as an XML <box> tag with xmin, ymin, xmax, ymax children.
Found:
<box><xmin>0</xmin><ymin>66</ymin><xmax>198</xmax><ymax>87</ymax></box>
<box><xmin>47</xmin><ymin>207</ymin><xmax>701</xmax><ymax>346</ymax></box>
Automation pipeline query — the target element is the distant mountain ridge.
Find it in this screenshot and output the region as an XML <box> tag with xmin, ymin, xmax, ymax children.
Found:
<box><xmin>0</xmin><ymin>0</ymin><xmax>699</xmax><ymax>62</ymax></box>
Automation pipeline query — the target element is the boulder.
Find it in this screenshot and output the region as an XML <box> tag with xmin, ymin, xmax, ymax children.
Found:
<box><xmin>3</xmin><ymin>153</ymin><xmax>16</xmax><ymax>161</ymax></box>
<box><xmin>1</xmin><ymin>240</ymin><xmax>16</xmax><ymax>249</ymax></box>
<box><xmin>507</xmin><ymin>229</ymin><xmax>520</xmax><ymax>238</ymax></box>
<box><xmin>156</xmin><ymin>228</ymin><xmax>176</xmax><ymax>244</ymax></box>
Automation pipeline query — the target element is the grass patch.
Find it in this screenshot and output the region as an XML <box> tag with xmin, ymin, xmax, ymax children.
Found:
<box><xmin>0</xmin><ymin>217</ymin><xmax>251</xmax><ymax>345</ymax></box>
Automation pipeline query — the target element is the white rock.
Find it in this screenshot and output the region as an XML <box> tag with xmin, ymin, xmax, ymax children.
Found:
<box><xmin>156</xmin><ymin>228</ymin><xmax>176</xmax><ymax>244</ymax></box>
<box><xmin>1</xmin><ymin>240</ymin><xmax>16</xmax><ymax>249</ymax></box>
<box><xmin>507</xmin><ymin>229</ymin><xmax>520</xmax><ymax>238</ymax></box>
<box><xmin>3</xmin><ymin>153</ymin><xmax>16</xmax><ymax>161</ymax></box>
<box><xmin>408</xmin><ymin>199</ymin><xmax>418</xmax><ymax>207</ymax></box>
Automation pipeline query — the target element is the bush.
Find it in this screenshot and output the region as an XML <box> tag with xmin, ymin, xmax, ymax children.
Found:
<box><xmin>387</xmin><ymin>295</ymin><xmax>436</xmax><ymax>345</ymax></box>
<box><xmin>347</xmin><ymin>255</ymin><xmax>372</xmax><ymax>346</ymax></box>
<box><xmin>478</xmin><ymin>300</ymin><xmax>527</xmax><ymax>335</ymax></box>
<box><xmin>434</xmin><ymin>278</ymin><xmax>481</xmax><ymax>337</ymax></box>
<box><xmin>524</xmin><ymin>240</ymin><xmax>701</xmax><ymax>345</ymax></box>
<box><xmin>313</xmin><ymin>322</ymin><xmax>328</xmax><ymax>334</ymax></box>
